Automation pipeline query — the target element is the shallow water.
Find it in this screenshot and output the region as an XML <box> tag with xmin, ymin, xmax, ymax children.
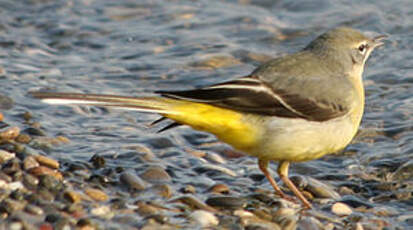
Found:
<box><xmin>1</xmin><ymin>0</ymin><xmax>412</xmax><ymax>228</ymax></box>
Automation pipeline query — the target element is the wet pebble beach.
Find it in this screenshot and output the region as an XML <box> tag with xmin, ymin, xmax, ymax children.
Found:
<box><xmin>0</xmin><ymin>0</ymin><xmax>412</xmax><ymax>229</ymax></box>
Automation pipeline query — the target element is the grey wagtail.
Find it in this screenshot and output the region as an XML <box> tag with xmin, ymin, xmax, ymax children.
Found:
<box><xmin>31</xmin><ymin>27</ymin><xmax>386</xmax><ymax>209</ymax></box>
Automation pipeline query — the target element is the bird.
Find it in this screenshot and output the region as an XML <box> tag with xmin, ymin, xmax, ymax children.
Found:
<box><xmin>31</xmin><ymin>27</ymin><xmax>386</xmax><ymax>209</ymax></box>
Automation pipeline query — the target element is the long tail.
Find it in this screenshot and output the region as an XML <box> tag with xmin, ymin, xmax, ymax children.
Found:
<box><xmin>30</xmin><ymin>92</ymin><xmax>181</xmax><ymax>115</ymax></box>
<box><xmin>30</xmin><ymin>91</ymin><xmax>258</xmax><ymax>151</ymax></box>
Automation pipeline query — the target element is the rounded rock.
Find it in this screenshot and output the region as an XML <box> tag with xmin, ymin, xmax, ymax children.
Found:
<box><xmin>190</xmin><ymin>210</ymin><xmax>219</xmax><ymax>227</ymax></box>
<box><xmin>23</xmin><ymin>156</ymin><xmax>40</xmax><ymax>170</ymax></box>
<box><xmin>120</xmin><ymin>172</ymin><xmax>146</xmax><ymax>191</ymax></box>
<box><xmin>0</xmin><ymin>126</ymin><xmax>20</xmax><ymax>140</ymax></box>
<box><xmin>34</xmin><ymin>155</ymin><xmax>59</xmax><ymax>169</ymax></box>
<box><xmin>331</xmin><ymin>202</ymin><xmax>353</xmax><ymax>216</ymax></box>
<box><xmin>84</xmin><ymin>188</ymin><xmax>108</xmax><ymax>202</ymax></box>
<box><xmin>139</xmin><ymin>166</ymin><xmax>171</xmax><ymax>183</ymax></box>
<box><xmin>206</xmin><ymin>196</ymin><xmax>246</xmax><ymax>210</ymax></box>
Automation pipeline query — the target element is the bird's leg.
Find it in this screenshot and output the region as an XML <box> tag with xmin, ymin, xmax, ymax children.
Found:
<box><xmin>277</xmin><ymin>161</ymin><xmax>312</xmax><ymax>209</ymax></box>
<box><xmin>258</xmin><ymin>159</ymin><xmax>294</xmax><ymax>201</ymax></box>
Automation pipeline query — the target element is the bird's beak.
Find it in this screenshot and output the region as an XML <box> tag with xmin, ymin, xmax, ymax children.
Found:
<box><xmin>372</xmin><ymin>35</ymin><xmax>387</xmax><ymax>48</ymax></box>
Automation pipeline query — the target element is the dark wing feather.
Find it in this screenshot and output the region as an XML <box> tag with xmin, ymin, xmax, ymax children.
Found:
<box><xmin>157</xmin><ymin>76</ymin><xmax>349</xmax><ymax>122</ymax></box>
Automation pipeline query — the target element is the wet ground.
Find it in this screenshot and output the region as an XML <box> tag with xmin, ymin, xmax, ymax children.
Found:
<box><xmin>0</xmin><ymin>0</ymin><xmax>412</xmax><ymax>229</ymax></box>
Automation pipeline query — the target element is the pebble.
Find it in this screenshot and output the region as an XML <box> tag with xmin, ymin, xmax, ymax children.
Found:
<box><xmin>25</xmin><ymin>204</ymin><xmax>44</xmax><ymax>215</ymax></box>
<box><xmin>0</xmin><ymin>198</ymin><xmax>27</xmax><ymax>214</ymax></box>
<box><xmin>34</xmin><ymin>155</ymin><xmax>60</xmax><ymax>169</ymax></box>
<box><xmin>22</xmin><ymin>173</ymin><xmax>39</xmax><ymax>188</ymax></box>
<box><xmin>297</xmin><ymin>216</ymin><xmax>323</xmax><ymax>230</ymax></box>
<box><xmin>189</xmin><ymin>210</ymin><xmax>219</xmax><ymax>227</ymax></box>
<box><xmin>139</xmin><ymin>166</ymin><xmax>172</xmax><ymax>183</ymax></box>
<box><xmin>89</xmin><ymin>154</ymin><xmax>105</xmax><ymax>168</ymax></box>
<box><xmin>194</xmin><ymin>163</ymin><xmax>237</xmax><ymax>177</ymax></box>
<box><xmin>39</xmin><ymin>175</ymin><xmax>63</xmax><ymax>193</ymax></box>
<box><xmin>136</xmin><ymin>201</ymin><xmax>162</xmax><ymax>217</ymax></box>
<box><xmin>208</xmin><ymin>183</ymin><xmax>230</xmax><ymax>194</ymax></box>
<box><xmin>272</xmin><ymin>208</ymin><xmax>298</xmax><ymax>230</ymax></box>
<box><xmin>331</xmin><ymin>202</ymin><xmax>353</xmax><ymax>216</ymax></box>
<box><xmin>291</xmin><ymin>176</ymin><xmax>340</xmax><ymax>199</ymax></box>
<box><xmin>8</xmin><ymin>181</ymin><xmax>24</xmax><ymax>190</ymax></box>
<box><xmin>84</xmin><ymin>188</ymin><xmax>108</xmax><ymax>202</ymax></box>
<box><xmin>90</xmin><ymin>205</ymin><xmax>113</xmax><ymax>218</ymax></box>
<box><xmin>204</xmin><ymin>152</ymin><xmax>226</xmax><ymax>164</ymax></box>
<box><xmin>15</xmin><ymin>134</ymin><xmax>31</xmax><ymax>144</ymax></box>
<box><xmin>150</xmin><ymin>184</ymin><xmax>173</xmax><ymax>198</ymax></box>
<box><xmin>234</xmin><ymin>210</ymin><xmax>282</xmax><ymax>230</ymax></box>
<box><xmin>0</xmin><ymin>150</ymin><xmax>15</xmax><ymax>163</ymax></box>
<box><xmin>64</xmin><ymin>190</ymin><xmax>84</xmax><ymax>203</ymax></box>
<box><xmin>170</xmin><ymin>195</ymin><xmax>216</xmax><ymax>212</ymax></box>
<box><xmin>23</xmin><ymin>156</ymin><xmax>40</xmax><ymax>170</ymax></box>
<box><xmin>29</xmin><ymin>166</ymin><xmax>63</xmax><ymax>180</ymax></box>
<box><xmin>120</xmin><ymin>172</ymin><xmax>146</xmax><ymax>191</ymax></box>
<box><xmin>181</xmin><ymin>185</ymin><xmax>196</xmax><ymax>194</ymax></box>
<box><xmin>206</xmin><ymin>196</ymin><xmax>247</xmax><ymax>210</ymax></box>
<box><xmin>0</xmin><ymin>126</ymin><xmax>20</xmax><ymax>140</ymax></box>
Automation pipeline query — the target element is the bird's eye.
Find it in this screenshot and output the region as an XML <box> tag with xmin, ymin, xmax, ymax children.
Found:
<box><xmin>358</xmin><ymin>44</ymin><xmax>367</xmax><ymax>53</ymax></box>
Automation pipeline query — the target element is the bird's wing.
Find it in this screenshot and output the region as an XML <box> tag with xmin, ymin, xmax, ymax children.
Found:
<box><xmin>157</xmin><ymin>75</ymin><xmax>355</xmax><ymax>122</ymax></box>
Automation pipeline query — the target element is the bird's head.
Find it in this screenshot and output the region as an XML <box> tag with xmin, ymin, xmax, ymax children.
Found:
<box><xmin>304</xmin><ymin>27</ymin><xmax>386</xmax><ymax>74</ymax></box>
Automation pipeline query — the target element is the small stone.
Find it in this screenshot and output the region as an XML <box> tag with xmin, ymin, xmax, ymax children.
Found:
<box><xmin>0</xmin><ymin>126</ymin><xmax>20</xmax><ymax>140</ymax></box>
<box><xmin>23</xmin><ymin>156</ymin><xmax>40</xmax><ymax>170</ymax></box>
<box><xmin>38</xmin><ymin>223</ymin><xmax>53</xmax><ymax>230</ymax></box>
<box><xmin>29</xmin><ymin>166</ymin><xmax>63</xmax><ymax>180</ymax></box>
<box><xmin>273</xmin><ymin>207</ymin><xmax>298</xmax><ymax>230</ymax></box>
<box><xmin>204</xmin><ymin>152</ymin><xmax>226</xmax><ymax>164</ymax></box>
<box><xmin>90</xmin><ymin>205</ymin><xmax>113</xmax><ymax>218</ymax></box>
<box><xmin>150</xmin><ymin>184</ymin><xmax>173</xmax><ymax>198</ymax></box>
<box><xmin>25</xmin><ymin>204</ymin><xmax>44</xmax><ymax>215</ymax></box>
<box><xmin>22</xmin><ymin>111</ymin><xmax>32</xmax><ymax>121</ymax></box>
<box><xmin>139</xmin><ymin>166</ymin><xmax>171</xmax><ymax>183</ymax></box>
<box><xmin>64</xmin><ymin>190</ymin><xmax>83</xmax><ymax>203</ymax></box>
<box><xmin>0</xmin><ymin>150</ymin><xmax>15</xmax><ymax>163</ymax></box>
<box><xmin>89</xmin><ymin>154</ymin><xmax>105</xmax><ymax>168</ymax></box>
<box><xmin>34</xmin><ymin>155</ymin><xmax>59</xmax><ymax>169</ymax></box>
<box><xmin>15</xmin><ymin>134</ymin><xmax>31</xmax><ymax>144</ymax></box>
<box><xmin>2</xmin><ymin>158</ymin><xmax>21</xmax><ymax>174</ymax></box>
<box><xmin>120</xmin><ymin>172</ymin><xmax>146</xmax><ymax>190</ymax></box>
<box><xmin>331</xmin><ymin>202</ymin><xmax>353</xmax><ymax>216</ymax></box>
<box><xmin>23</xmin><ymin>127</ymin><xmax>46</xmax><ymax>136</ymax></box>
<box><xmin>8</xmin><ymin>181</ymin><xmax>24</xmax><ymax>190</ymax></box>
<box><xmin>205</xmin><ymin>196</ymin><xmax>246</xmax><ymax>209</ymax></box>
<box><xmin>0</xmin><ymin>112</ymin><xmax>3</xmax><ymax>121</ymax></box>
<box><xmin>23</xmin><ymin>173</ymin><xmax>39</xmax><ymax>188</ymax></box>
<box><xmin>297</xmin><ymin>216</ymin><xmax>323</xmax><ymax>230</ymax></box>
<box><xmin>39</xmin><ymin>175</ymin><xmax>63</xmax><ymax>193</ymax></box>
<box><xmin>136</xmin><ymin>201</ymin><xmax>161</xmax><ymax>216</ymax></box>
<box><xmin>55</xmin><ymin>135</ymin><xmax>70</xmax><ymax>143</ymax></box>
<box><xmin>0</xmin><ymin>198</ymin><xmax>26</xmax><ymax>214</ymax></box>
<box><xmin>181</xmin><ymin>185</ymin><xmax>196</xmax><ymax>194</ymax></box>
<box><xmin>84</xmin><ymin>188</ymin><xmax>108</xmax><ymax>202</ymax></box>
<box><xmin>190</xmin><ymin>210</ymin><xmax>219</xmax><ymax>227</ymax></box>
<box><xmin>170</xmin><ymin>195</ymin><xmax>216</xmax><ymax>212</ymax></box>
<box><xmin>208</xmin><ymin>183</ymin><xmax>230</xmax><ymax>194</ymax></box>
<box><xmin>291</xmin><ymin>176</ymin><xmax>340</xmax><ymax>199</ymax></box>
<box><xmin>194</xmin><ymin>164</ymin><xmax>237</xmax><ymax>177</ymax></box>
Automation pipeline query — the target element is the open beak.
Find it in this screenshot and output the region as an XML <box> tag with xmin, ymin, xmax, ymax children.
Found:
<box><xmin>372</xmin><ymin>35</ymin><xmax>387</xmax><ymax>48</ymax></box>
